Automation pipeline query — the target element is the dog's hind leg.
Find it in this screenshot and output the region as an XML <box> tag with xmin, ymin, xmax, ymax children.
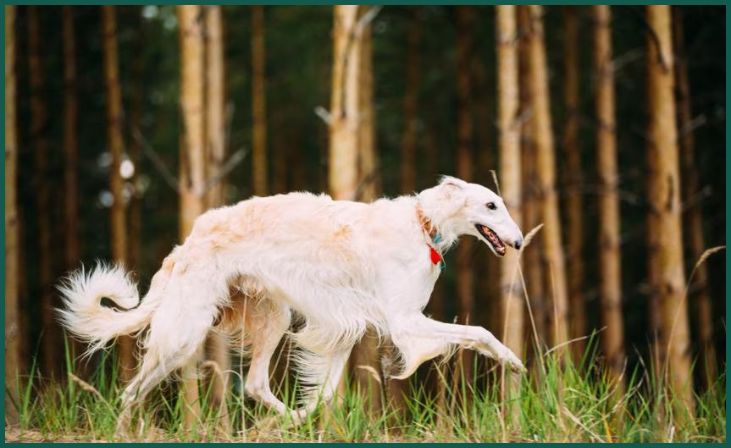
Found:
<box><xmin>116</xmin><ymin>273</ymin><xmax>226</xmax><ymax>435</ymax></box>
<box><xmin>291</xmin><ymin>348</ymin><xmax>352</xmax><ymax>423</ymax></box>
<box><xmin>116</xmin><ymin>347</ymin><xmax>171</xmax><ymax>435</ymax></box>
<box><xmin>116</xmin><ymin>321</ymin><xmax>216</xmax><ymax>435</ymax></box>
<box><xmin>241</xmin><ymin>301</ymin><xmax>293</xmax><ymax>416</ymax></box>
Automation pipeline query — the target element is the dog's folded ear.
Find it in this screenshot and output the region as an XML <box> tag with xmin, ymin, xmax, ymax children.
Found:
<box><xmin>433</xmin><ymin>176</ymin><xmax>468</xmax><ymax>212</ymax></box>
<box><xmin>438</xmin><ymin>175</ymin><xmax>468</xmax><ymax>190</ymax></box>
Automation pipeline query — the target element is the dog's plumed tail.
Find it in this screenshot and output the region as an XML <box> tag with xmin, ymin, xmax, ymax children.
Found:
<box><xmin>57</xmin><ymin>263</ymin><xmax>159</xmax><ymax>354</ymax></box>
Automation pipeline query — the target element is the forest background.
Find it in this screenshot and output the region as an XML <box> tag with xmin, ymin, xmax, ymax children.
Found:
<box><xmin>4</xmin><ymin>4</ymin><xmax>726</xmax><ymax>442</ymax></box>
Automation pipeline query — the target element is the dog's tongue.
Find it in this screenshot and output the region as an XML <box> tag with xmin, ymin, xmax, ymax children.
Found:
<box><xmin>483</xmin><ymin>225</ymin><xmax>506</xmax><ymax>254</ymax></box>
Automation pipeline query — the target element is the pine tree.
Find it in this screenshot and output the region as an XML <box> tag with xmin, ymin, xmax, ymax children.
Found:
<box><xmin>177</xmin><ymin>5</ymin><xmax>207</xmax><ymax>429</ymax></box>
<box><xmin>526</xmin><ymin>5</ymin><xmax>570</xmax><ymax>353</ymax></box>
<box><xmin>329</xmin><ymin>5</ymin><xmax>360</xmax><ymax>202</ymax></box>
<box><xmin>63</xmin><ymin>6</ymin><xmax>87</xmax><ymax>374</ymax></box>
<box><xmin>455</xmin><ymin>5</ymin><xmax>476</xmax><ymax>385</ymax></box>
<box><xmin>400</xmin><ymin>10</ymin><xmax>421</xmax><ymax>195</ymax></box>
<box><xmin>204</xmin><ymin>5</ymin><xmax>231</xmax><ymax>432</ymax></box>
<box><xmin>672</xmin><ymin>7</ymin><xmax>717</xmax><ymax>389</ymax></box>
<box><xmin>496</xmin><ymin>4</ymin><xmax>523</xmax><ymax>424</ymax></box>
<box><xmin>562</xmin><ymin>7</ymin><xmax>587</xmax><ymax>360</ymax></box>
<box><xmin>102</xmin><ymin>5</ymin><xmax>135</xmax><ymax>382</ymax></box>
<box><xmin>5</xmin><ymin>5</ymin><xmax>21</xmax><ymax>421</ymax></box>
<box><xmin>645</xmin><ymin>4</ymin><xmax>694</xmax><ymax>420</ymax></box>
<box><xmin>63</xmin><ymin>7</ymin><xmax>80</xmax><ymax>271</ymax></box>
<box><xmin>29</xmin><ymin>6</ymin><xmax>59</xmax><ymax>379</ymax></box>
<box><xmin>518</xmin><ymin>6</ymin><xmax>547</xmax><ymax>351</ymax></box>
<box><xmin>252</xmin><ymin>6</ymin><xmax>268</xmax><ymax>196</ymax></box>
<box><xmin>593</xmin><ymin>5</ymin><xmax>625</xmax><ymax>389</ymax></box>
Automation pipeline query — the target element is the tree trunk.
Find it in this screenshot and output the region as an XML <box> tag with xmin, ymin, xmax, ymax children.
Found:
<box><xmin>518</xmin><ymin>6</ymin><xmax>547</xmax><ymax>353</ymax></box>
<box><xmin>128</xmin><ymin>9</ymin><xmax>144</xmax><ymax>271</ymax></box>
<box><xmin>357</xmin><ymin>23</ymin><xmax>379</xmax><ymax>202</ymax></box>
<box><xmin>5</xmin><ymin>5</ymin><xmax>21</xmax><ymax>422</ymax></box>
<box><xmin>331</xmin><ymin>5</ymin><xmax>385</xmax><ymax>416</ymax></box>
<box><xmin>329</xmin><ymin>5</ymin><xmax>360</xmax><ymax>202</ymax></box>
<box><xmin>63</xmin><ymin>7</ymin><xmax>80</xmax><ymax>271</ymax></box>
<box><xmin>326</xmin><ymin>4</ymin><xmax>363</xmax><ymax>415</ymax></box>
<box><xmin>391</xmin><ymin>9</ymin><xmax>422</xmax><ymax>417</ymax></box>
<box><xmin>272</xmin><ymin>118</ymin><xmax>289</xmax><ymax>194</ymax></box>
<box><xmin>203</xmin><ymin>5</ymin><xmax>231</xmax><ymax>433</ymax></box>
<box><xmin>645</xmin><ymin>4</ymin><xmax>694</xmax><ymax>420</ymax></box>
<box><xmin>252</xmin><ymin>6</ymin><xmax>268</xmax><ymax>196</ymax></box>
<box><xmin>422</xmin><ymin>115</ymin><xmax>448</xmax><ymax>422</ymax></box>
<box><xmin>562</xmin><ymin>7</ymin><xmax>587</xmax><ymax>362</ymax></box>
<box><xmin>424</xmin><ymin>116</ymin><xmax>440</xmax><ymax>184</ymax></box>
<box><xmin>672</xmin><ymin>7</ymin><xmax>717</xmax><ymax>390</ymax></box>
<box><xmin>102</xmin><ymin>6</ymin><xmax>135</xmax><ymax>383</ymax></box>
<box><xmin>526</xmin><ymin>5</ymin><xmax>570</xmax><ymax>354</ymax></box>
<box><xmin>496</xmin><ymin>5</ymin><xmax>523</xmax><ymax>425</ymax></box>
<box><xmin>290</xmin><ymin>127</ymin><xmax>306</xmax><ymax>190</ymax></box>
<box><xmin>29</xmin><ymin>6</ymin><xmax>59</xmax><ymax>379</ymax></box>
<box><xmin>593</xmin><ymin>5</ymin><xmax>626</xmax><ymax>389</ymax></box>
<box><xmin>178</xmin><ymin>5</ymin><xmax>207</xmax><ymax>430</ymax></box>
<box><xmin>400</xmin><ymin>10</ymin><xmax>420</xmax><ymax>194</ymax></box>
<box><xmin>63</xmin><ymin>6</ymin><xmax>88</xmax><ymax>376</ymax></box>
<box><xmin>472</xmin><ymin>41</ymin><xmax>501</xmax><ymax>338</ymax></box>
<box><xmin>455</xmin><ymin>5</ymin><xmax>475</xmax><ymax>386</ymax></box>
<box><xmin>359</xmin><ymin>17</ymin><xmax>387</xmax><ymax>415</ymax></box>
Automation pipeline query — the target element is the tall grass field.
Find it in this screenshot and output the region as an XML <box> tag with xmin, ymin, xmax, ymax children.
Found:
<box><xmin>5</xmin><ymin>338</ymin><xmax>725</xmax><ymax>443</ymax></box>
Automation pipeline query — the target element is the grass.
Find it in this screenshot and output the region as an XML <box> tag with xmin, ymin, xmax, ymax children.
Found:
<box><xmin>5</xmin><ymin>339</ymin><xmax>726</xmax><ymax>443</ymax></box>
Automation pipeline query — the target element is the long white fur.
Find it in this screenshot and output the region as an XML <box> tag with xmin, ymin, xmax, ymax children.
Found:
<box><xmin>57</xmin><ymin>263</ymin><xmax>148</xmax><ymax>354</ymax></box>
<box><xmin>56</xmin><ymin>175</ymin><xmax>526</xmax><ymax>430</ymax></box>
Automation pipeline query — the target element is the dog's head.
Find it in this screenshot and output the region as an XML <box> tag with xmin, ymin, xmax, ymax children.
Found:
<box><xmin>418</xmin><ymin>176</ymin><xmax>523</xmax><ymax>257</ymax></box>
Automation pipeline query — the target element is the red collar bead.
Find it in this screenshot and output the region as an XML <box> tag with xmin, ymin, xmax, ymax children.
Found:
<box><xmin>430</xmin><ymin>246</ymin><xmax>442</xmax><ymax>265</ymax></box>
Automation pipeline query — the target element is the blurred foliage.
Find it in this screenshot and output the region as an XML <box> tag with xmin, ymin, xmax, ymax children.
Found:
<box><xmin>12</xmin><ymin>6</ymin><xmax>726</xmax><ymax>377</ymax></box>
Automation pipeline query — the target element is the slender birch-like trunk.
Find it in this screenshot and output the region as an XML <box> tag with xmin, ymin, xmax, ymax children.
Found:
<box><xmin>645</xmin><ymin>4</ymin><xmax>694</xmax><ymax>420</ymax></box>
<box><xmin>178</xmin><ymin>5</ymin><xmax>207</xmax><ymax>430</ymax></box>
<box><xmin>496</xmin><ymin>5</ymin><xmax>523</xmax><ymax>425</ymax></box>
<box><xmin>455</xmin><ymin>5</ymin><xmax>476</xmax><ymax>385</ymax></box>
<box><xmin>128</xmin><ymin>9</ymin><xmax>144</xmax><ymax>271</ymax></box>
<box><xmin>593</xmin><ymin>5</ymin><xmax>626</xmax><ymax>389</ymax></box>
<box><xmin>63</xmin><ymin>6</ymin><xmax>80</xmax><ymax>271</ymax></box>
<box><xmin>348</xmin><ymin>6</ymin><xmax>385</xmax><ymax>416</ymax></box>
<box><xmin>5</xmin><ymin>5</ymin><xmax>21</xmax><ymax>421</ymax></box>
<box><xmin>562</xmin><ymin>7</ymin><xmax>587</xmax><ymax>361</ymax></box>
<box><xmin>672</xmin><ymin>7</ymin><xmax>717</xmax><ymax>390</ymax></box>
<box><xmin>252</xmin><ymin>6</ymin><xmax>268</xmax><ymax>196</ymax></box>
<box><xmin>327</xmin><ymin>5</ymin><xmax>362</xmax><ymax>408</ymax></box>
<box><xmin>329</xmin><ymin>6</ymin><xmax>360</xmax><ymax>201</ymax></box>
<box><xmin>526</xmin><ymin>5</ymin><xmax>570</xmax><ymax>353</ymax></box>
<box><xmin>102</xmin><ymin>6</ymin><xmax>135</xmax><ymax>382</ymax></box>
<box><xmin>63</xmin><ymin>6</ymin><xmax>88</xmax><ymax>374</ymax></box>
<box><xmin>518</xmin><ymin>6</ymin><xmax>547</xmax><ymax>352</ymax></box>
<box><xmin>391</xmin><ymin>8</ymin><xmax>423</xmax><ymax>416</ymax></box>
<box><xmin>203</xmin><ymin>5</ymin><xmax>231</xmax><ymax>433</ymax></box>
<box><xmin>29</xmin><ymin>6</ymin><xmax>59</xmax><ymax>379</ymax></box>
<box><xmin>400</xmin><ymin>10</ymin><xmax>421</xmax><ymax>194</ymax></box>
<box><xmin>358</xmin><ymin>23</ymin><xmax>379</xmax><ymax>202</ymax></box>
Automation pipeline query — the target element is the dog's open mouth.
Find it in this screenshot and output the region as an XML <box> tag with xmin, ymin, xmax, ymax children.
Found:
<box><xmin>475</xmin><ymin>224</ymin><xmax>506</xmax><ymax>256</ymax></box>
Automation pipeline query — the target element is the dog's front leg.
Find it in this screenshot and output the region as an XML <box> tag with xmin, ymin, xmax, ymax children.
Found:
<box><xmin>394</xmin><ymin>316</ymin><xmax>526</xmax><ymax>376</ymax></box>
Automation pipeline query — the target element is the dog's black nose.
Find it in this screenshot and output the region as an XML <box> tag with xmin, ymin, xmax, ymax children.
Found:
<box><xmin>514</xmin><ymin>239</ymin><xmax>523</xmax><ymax>250</ymax></box>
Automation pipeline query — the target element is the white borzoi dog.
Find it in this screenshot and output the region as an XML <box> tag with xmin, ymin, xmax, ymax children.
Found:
<box><xmin>57</xmin><ymin>175</ymin><xmax>525</xmax><ymax>429</ymax></box>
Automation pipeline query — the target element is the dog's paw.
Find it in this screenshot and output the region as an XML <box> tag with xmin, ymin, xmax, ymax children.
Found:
<box><xmin>498</xmin><ymin>348</ymin><xmax>527</xmax><ymax>373</ymax></box>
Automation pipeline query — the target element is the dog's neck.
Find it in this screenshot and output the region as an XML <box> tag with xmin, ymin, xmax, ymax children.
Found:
<box><xmin>414</xmin><ymin>193</ymin><xmax>460</xmax><ymax>252</ymax></box>
<box><xmin>415</xmin><ymin>205</ymin><xmax>439</xmax><ymax>241</ymax></box>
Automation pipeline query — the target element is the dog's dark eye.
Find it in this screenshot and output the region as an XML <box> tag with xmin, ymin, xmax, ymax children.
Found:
<box><xmin>486</xmin><ymin>202</ymin><xmax>497</xmax><ymax>210</ymax></box>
